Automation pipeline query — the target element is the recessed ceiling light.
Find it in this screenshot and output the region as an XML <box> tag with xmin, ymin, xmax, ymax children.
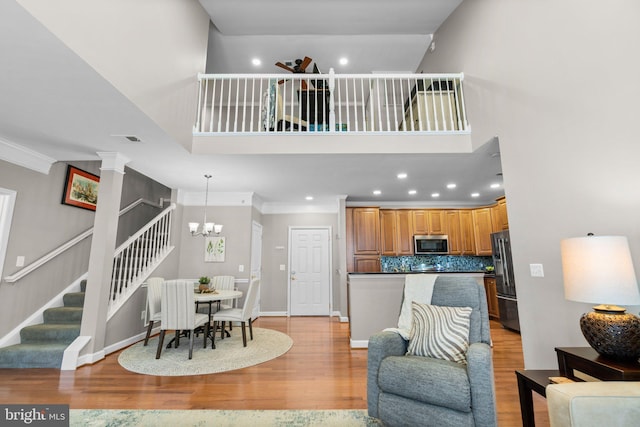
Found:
<box><xmin>408</xmin><ymin>189</ymin><xmax>417</xmax><ymax>195</ymax></box>
<box><xmin>305</xmin><ymin>196</ymin><xmax>313</xmax><ymax>201</ymax></box>
<box><xmin>431</xmin><ymin>193</ymin><xmax>440</xmax><ymax>198</ymax></box>
<box><xmin>339</xmin><ymin>57</ymin><xmax>348</xmax><ymax>65</ymax></box>
<box><xmin>446</xmin><ymin>183</ymin><xmax>457</xmax><ymax>189</ymax></box>
<box><xmin>397</xmin><ymin>173</ymin><xmax>408</xmax><ymax>179</ymax></box>
<box><xmin>490</xmin><ymin>183</ymin><xmax>500</xmax><ymax>189</ymax></box>
<box><xmin>471</xmin><ymin>192</ymin><xmax>480</xmax><ymax>198</ymax></box>
<box><xmin>373</xmin><ymin>190</ymin><xmax>382</xmax><ymax>195</ymax></box>
<box><xmin>251</xmin><ymin>58</ymin><xmax>261</xmax><ymax>66</ymax></box>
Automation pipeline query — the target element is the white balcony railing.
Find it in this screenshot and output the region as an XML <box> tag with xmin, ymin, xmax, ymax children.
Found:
<box><xmin>194</xmin><ymin>70</ymin><xmax>469</xmax><ymax>135</ymax></box>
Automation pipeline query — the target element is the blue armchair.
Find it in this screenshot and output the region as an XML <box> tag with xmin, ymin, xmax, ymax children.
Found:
<box><xmin>367</xmin><ymin>276</ymin><xmax>497</xmax><ymax>427</ymax></box>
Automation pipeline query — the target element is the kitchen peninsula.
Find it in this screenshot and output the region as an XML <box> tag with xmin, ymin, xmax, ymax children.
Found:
<box><xmin>347</xmin><ymin>271</ymin><xmax>486</xmax><ymax>348</ymax></box>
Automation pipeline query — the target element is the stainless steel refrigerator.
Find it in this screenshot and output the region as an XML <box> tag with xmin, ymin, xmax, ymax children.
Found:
<box><xmin>491</xmin><ymin>230</ymin><xmax>520</xmax><ymax>332</ymax></box>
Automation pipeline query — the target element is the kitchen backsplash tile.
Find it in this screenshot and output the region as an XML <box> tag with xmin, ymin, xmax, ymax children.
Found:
<box><xmin>381</xmin><ymin>255</ymin><xmax>493</xmax><ymax>272</ymax></box>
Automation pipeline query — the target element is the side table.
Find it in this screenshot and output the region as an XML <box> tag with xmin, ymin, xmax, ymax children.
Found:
<box><xmin>515</xmin><ymin>369</ymin><xmax>560</xmax><ymax>427</ymax></box>
<box><xmin>556</xmin><ymin>347</ymin><xmax>640</xmax><ymax>381</ymax></box>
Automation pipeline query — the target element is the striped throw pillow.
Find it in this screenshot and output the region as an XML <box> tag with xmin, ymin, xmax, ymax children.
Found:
<box><xmin>407</xmin><ymin>302</ymin><xmax>472</xmax><ymax>364</ymax></box>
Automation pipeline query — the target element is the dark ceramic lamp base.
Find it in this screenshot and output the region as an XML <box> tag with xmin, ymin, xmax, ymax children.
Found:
<box><xmin>579</xmin><ymin>305</ymin><xmax>640</xmax><ymax>361</ymax></box>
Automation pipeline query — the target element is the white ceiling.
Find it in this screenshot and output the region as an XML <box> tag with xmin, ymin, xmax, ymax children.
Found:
<box><xmin>0</xmin><ymin>0</ymin><xmax>505</xmax><ymax>210</ymax></box>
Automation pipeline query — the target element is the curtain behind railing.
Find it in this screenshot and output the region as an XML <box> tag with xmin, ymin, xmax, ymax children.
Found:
<box><xmin>194</xmin><ymin>71</ymin><xmax>468</xmax><ymax>135</ymax></box>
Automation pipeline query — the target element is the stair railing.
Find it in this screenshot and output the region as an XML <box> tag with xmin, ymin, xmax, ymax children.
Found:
<box><xmin>3</xmin><ymin>198</ymin><xmax>164</xmax><ymax>284</ymax></box>
<box><xmin>107</xmin><ymin>203</ymin><xmax>176</xmax><ymax>317</ymax></box>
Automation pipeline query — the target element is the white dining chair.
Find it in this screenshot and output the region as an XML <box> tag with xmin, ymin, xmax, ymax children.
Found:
<box><xmin>156</xmin><ymin>279</ymin><xmax>210</xmax><ymax>359</ymax></box>
<box><xmin>211</xmin><ymin>275</ymin><xmax>236</xmax><ymax>309</ymax></box>
<box><xmin>213</xmin><ymin>278</ymin><xmax>260</xmax><ymax>347</ymax></box>
<box><xmin>143</xmin><ymin>277</ymin><xmax>164</xmax><ymax>346</ymax></box>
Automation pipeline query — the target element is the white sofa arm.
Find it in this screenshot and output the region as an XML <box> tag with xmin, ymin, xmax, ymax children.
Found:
<box><xmin>546</xmin><ymin>382</ymin><xmax>640</xmax><ymax>427</ymax></box>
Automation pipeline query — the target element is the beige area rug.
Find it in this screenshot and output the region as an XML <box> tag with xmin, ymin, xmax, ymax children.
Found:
<box><xmin>118</xmin><ymin>327</ymin><xmax>292</xmax><ymax>376</ymax></box>
<box><xmin>70</xmin><ymin>409</ymin><xmax>383</xmax><ymax>426</ymax></box>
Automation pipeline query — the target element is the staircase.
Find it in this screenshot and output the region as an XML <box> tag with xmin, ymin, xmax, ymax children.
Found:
<box><xmin>0</xmin><ymin>280</ymin><xmax>85</xmax><ymax>368</ymax></box>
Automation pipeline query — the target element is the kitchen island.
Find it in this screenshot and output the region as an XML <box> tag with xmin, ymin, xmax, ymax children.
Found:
<box><xmin>347</xmin><ymin>272</ymin><xmax>485</xmax><ymax>348</ymax></box>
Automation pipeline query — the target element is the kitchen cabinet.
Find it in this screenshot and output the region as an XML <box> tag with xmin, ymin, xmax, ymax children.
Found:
<box><xmin>484</xmin><ymin>276</ymin><xmax>500</xmax><ymax>320</ymax></box>
<box><xmin>491</xmin><ymin>197</ymin><xmax>509</xmax><ymax>232</ymax></box>
<box><xmin>353</xmin><ymin>256</ymin><xmax>381</xmax><ymax>272</ymax></box>
<box><xmin>497</xmin><ymin>197</ymin><xmax>509</xmax><ymax>230</ymax></box>
<box><xmin>353</xmin><ymin>207</ymin><xmax>380</xmax><ymax>254</ymax></box>
<box><xmin>445</xmin><ymin>210</ymin><xmax>462</xmax><ymax>255</ymax></box>
<box><xmin>473</xmin><ymin>208</ymin><xmax>494</xmax><ymax>256</ymax></box>
<box><xmin>412</xmin><ymin>209</ymin><xmax>446</xmax><ymax>235</ymax></box>
<box><xmin>459</xmin><ymin>210</ymin><xmax>476</xmax><ymax>254</ymax></box>
<box><xmin>381</xmin><ymin>210</ymin><xmax>413</xmax><ymax>255</ymax></box>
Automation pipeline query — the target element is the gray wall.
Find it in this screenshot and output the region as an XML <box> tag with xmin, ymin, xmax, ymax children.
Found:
<box><xmin>423</xmin><ymin>0</ymin><xmax>640</xmax><ymax>368</ymax></box>
<box><xmin>260</xmin><ymin>212</ymin><xmax>340</xmax><ymax>313</ymax></box>
<box><xmin>0</xmin><ymin>159</ymin><xmax>172</xmax><ymax>339</ymax></box>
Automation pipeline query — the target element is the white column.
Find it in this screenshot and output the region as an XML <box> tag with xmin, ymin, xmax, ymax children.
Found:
<box><xmin>80</xmin><ymin>152</ymin><xmax>130</xmax><ymax>359</ymax></box>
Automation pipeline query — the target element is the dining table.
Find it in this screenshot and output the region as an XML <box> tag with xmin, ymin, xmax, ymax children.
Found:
<box><xmin>194</xmin><ymin>288</ymin><xmax>243</xmax><ymax>348</ymax></box>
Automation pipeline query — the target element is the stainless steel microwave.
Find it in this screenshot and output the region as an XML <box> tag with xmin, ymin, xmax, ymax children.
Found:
<box><xmin>414</xmin><ymin>235</ymin><xmax>449</xmax><ymax>254</ymax></box>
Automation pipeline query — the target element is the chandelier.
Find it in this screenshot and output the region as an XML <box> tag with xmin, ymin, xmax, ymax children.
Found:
<box><xmin>188</xmin><ymin>174</ymin><xmax>223</xmax><ymax>237</ymax></box>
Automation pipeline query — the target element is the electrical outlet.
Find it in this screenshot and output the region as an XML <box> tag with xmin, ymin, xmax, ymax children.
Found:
<box><xmin>141</xmin><ymin>310</ymin><xmax>146</xmax><ymax>321</ymax></box>
<box><xmin>530</xmin><ymin>263</ymin><xmax>544</xmax><ymax>277</ymax></box>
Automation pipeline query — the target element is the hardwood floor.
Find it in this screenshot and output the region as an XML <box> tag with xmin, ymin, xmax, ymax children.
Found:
<box><xmin>0</xmin><ymin>317</ymin><xmax>549</xmax><ymax>426</ymax></box>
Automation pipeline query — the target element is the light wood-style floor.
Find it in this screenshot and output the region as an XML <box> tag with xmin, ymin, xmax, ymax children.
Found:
<box><xmin>0</xmin><ymin>317</ymin><xmax>550</xmax><ymax>426</ymax></box>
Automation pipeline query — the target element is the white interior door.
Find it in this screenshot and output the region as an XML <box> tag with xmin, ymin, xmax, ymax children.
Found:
<box><xmin>289</xmin><ymin>227</ymin><xmax>331</xmax><ymax>316</ymax></box>
<box><xmin>250</xmin><ymin>221</ymin><xmax>262</xmax><ymax>318</ymax></box>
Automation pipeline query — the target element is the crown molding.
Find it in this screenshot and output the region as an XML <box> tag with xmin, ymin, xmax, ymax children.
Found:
<box><xmin>0</xmin><ymin>137</ymin><xmax>56</xmax><ymax>174</ymax></box>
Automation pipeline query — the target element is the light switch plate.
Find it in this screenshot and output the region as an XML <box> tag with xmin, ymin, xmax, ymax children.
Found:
<box><xmin>238</xmin><ymin>265</ymin><xmax>244</xmax><ymax>272</ymax></box>
<box><xmin>279</xmin><ymin>264</ymin><xmax>286</xmax><ymax>271</ymax></box>
<box><xmin>16</xmin><ymin>256</ymin><xmax>25</xmax><ymax>267</ymax></box>
<box><xmin>530</xmin><ymin>263</ymin><xmax>544</xmax><ymax>277</ymax></box>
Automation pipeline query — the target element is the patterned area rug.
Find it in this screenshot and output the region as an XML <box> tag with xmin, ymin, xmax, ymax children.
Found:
<box><xmin>70</xmin><ymin>409</ymin><xmax>383</xmax><ymax>426</ymax></box>
<box><xmin>118</xmin><ymin>327</ymin><xmax>292</xmax><ymax>376</ymax></box>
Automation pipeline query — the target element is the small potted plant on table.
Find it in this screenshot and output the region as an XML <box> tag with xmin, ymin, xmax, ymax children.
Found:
<box><xmin>198</xmin><ymin>276</ymin><xmax>211</xmax><ymax>292</ymax></box>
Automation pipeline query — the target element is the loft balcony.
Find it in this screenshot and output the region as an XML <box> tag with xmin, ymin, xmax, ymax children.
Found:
<box><xmin>191</xmin><ymin>70</ymin><xmax>472</xmax><ymax>154</ymax></box>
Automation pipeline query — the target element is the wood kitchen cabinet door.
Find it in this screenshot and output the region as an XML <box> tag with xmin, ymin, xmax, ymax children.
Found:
<box><xmin>380</xmin><ymin>209</ymin><xmax>397</xmax><ymax>255</ymax></box>
<box><xmin>459</xmin><ymin>210</ymin><xmax>476</xmax><ymax>254</ymax></box>
<box><xmin>353</xmin><ymin>256</ymin><xmax>381</xmax><ymax>272</ymax></box>
<box><xmin>428</xmin><ymin>210</ymin><xmax>446</xmax><ymax>235</ymax></box>
<box><xmin>381</xmin><ymin>210</ymin><xmax>413</xmax><ymax>255</ymax></box>
<box><xmin>473</xmin><ymin>207</ymin><xmax>493</xmax><ymax>256</ymax></box>
<box><xmin>411</xmin><ymin>210</ymin><xmax>428</xmax><ymax>235</ymax></box>
<box><xmin>445</xmin><ymin>210</ymin><xmax>462</xmax><ymax>255</ymax></box>
<box><xmin>497</xmin><ymin>197</ymin><xmax>509</xmax><ymax>230</ymax></box>
<box><xmin>353</xmin><ymin>207</ymin><xmax>380</xmax><ymax>254</ymax></box>
<box><xmin>396</xmin><ymin>210</ymin><xmax>414</xmax><ymax>255</ymax></box>
<box><xmin>484</xmin><ymin>277</ymin><xmax>500</xmax><ymax>319</ymax></box>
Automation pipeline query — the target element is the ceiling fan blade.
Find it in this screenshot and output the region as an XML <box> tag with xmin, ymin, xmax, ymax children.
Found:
<box><xmin>275</xmin><ymin>61</ymin><xmax>295</xmax><ymax>73</ymax></box>
<box><xmin>299</xmin><ymin>56</ymin><xmax>312</xmax><ymax>71</ymax></box>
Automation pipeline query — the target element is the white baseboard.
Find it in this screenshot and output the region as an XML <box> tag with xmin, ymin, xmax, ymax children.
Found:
<box><xmin>350</xmin><ymin>339</ymin><xmax>369</xmax><ymax>349</ymax></box>
<box><xmin>259</xmin><ymin>311</ymin><xmax>288</xmax><ymax>317</ymax></box>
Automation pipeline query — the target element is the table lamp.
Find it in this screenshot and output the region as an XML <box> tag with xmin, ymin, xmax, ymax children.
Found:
<box><xmin>560</xmin><ymin>234</ymin><xmax>640</xmax><ymax>361</ymax></box>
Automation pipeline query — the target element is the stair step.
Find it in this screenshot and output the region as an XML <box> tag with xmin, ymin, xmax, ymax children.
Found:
<box><xmin>63</xmin><ymin>292</ymin><xmax>85</xmax><ymax>307</ymax></box>
<box><xmin>20</xmin><ymin>324</ymin><xmax>80</xmax><ymax>344</ymax></box>
<box><xmin>0</xmin><ymin>343</ymin><xmax>66</xmax><ymax>368</ymax></box>
<box><xmin>43</xmin><ymin>307</ymin><xmax>83</xmax><ymax>324</ymax></box>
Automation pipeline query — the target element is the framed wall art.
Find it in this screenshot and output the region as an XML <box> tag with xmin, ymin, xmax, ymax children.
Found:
<box><xmin>205</xmin><ymin>236</ymin><xmax>225</xmax><ymax>262</ymax></box>
<box><xmin>61</xmin><ymin>165</ymin><xmax>100</xmax><ymax>211</ymax></box>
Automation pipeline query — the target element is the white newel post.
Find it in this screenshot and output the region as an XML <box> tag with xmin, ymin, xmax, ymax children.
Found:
<box><xmin>80</xmin><ymin>152</ymin><xmax>130</xmax><ymax>361</ymax></box>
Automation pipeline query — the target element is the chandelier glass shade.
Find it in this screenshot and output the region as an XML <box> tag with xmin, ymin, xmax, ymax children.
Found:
<box><xmin>188</xmin><ymin>174</ymin><xmax>223</xmax><ymax>237</ymax></box>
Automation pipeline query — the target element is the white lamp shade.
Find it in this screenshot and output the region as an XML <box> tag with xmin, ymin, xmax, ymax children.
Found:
<box><xmin>188</xmin><ymin>222</ymin><xmax>199</xmax><ymax>233</ymax></box>
<box><xmin>560</xmin><ymin>235</ymin><xmax>640</xmax><ymax>305</ymax></box>
<box><xmin>214</xmin><ymin>224</ymin><xmax>223</xmax><ymax>233</ymax></box>
<box><xmin>204</xmin><ymin>222</ymin><xmax>214</xmax><ymax>234</ymax></box>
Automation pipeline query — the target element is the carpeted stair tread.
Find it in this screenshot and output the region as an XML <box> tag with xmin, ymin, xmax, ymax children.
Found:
<box><xmin>44</xmin><ymin>306</ymin><xmax>83</xmax><ymax>324</ymax></box>
<box><xmin>63</xmin><ymin>292</ymin><xmax>85</xmax><ymax>307</ymax></box>
<box><xmin>20</xmin><ymin>323</ymin><xmax>80</xmax><ymax>344</ymax></box>
<box><xmin>0</xmin><ymin>343</ymin><xmax>66</xmax><ymax>368</ymax></box>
